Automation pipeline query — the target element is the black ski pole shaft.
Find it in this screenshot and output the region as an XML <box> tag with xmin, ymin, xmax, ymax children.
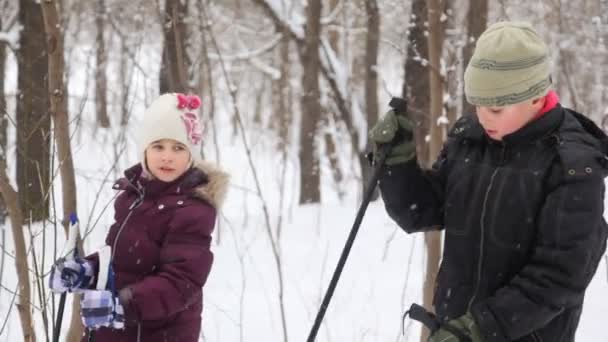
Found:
<box><xmin>306</xmin><ymin>144</ymin><xmax>391</xmax><ymax>342</ymax></box>
<box><xmin>306</xmin><ymin>97</ymin><xmax>407</xmax><ymax>342</ymax></box>
<box><xmin>53</xmin><ymin>294</ymin><xmax>67</xmax><ymax>342</ymax></box>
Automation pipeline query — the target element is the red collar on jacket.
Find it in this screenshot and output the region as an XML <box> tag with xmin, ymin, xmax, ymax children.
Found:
<box><xmin>533</xmin><ymin>91</ymin><xmax>559</xmax><ymax>120</ymax></box>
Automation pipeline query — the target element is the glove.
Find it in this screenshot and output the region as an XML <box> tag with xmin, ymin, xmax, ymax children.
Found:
<box><xmin>428</xmin><ymin>312</ymin><xmax>483</xmax><ymax>342</ymax></box>
<box><xmin>80</xmin><ymin>290</ymin><xmax>125</xmax><ymax>330</ymax></box>
<box><xmin>49</xmin><ymin>257</ymin><xmax>95</xmax><ymax>293</ymax></box>
<box><xmin>368</xmin><ymin>109</ymin><xmax>416</xmax><ymax>165</ymax></box>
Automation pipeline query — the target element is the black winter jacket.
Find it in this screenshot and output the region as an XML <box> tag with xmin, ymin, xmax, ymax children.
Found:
<box><xmin>379</xmin><ymin>105</ymin><xmax>608</xmax><ymax>342</ymax></box>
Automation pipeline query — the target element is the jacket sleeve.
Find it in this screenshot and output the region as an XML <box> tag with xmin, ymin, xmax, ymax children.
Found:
<box><xmin>121</xmin><ymin>204</ymin><xmax>216</xmax><ymax>322</ymax></box>
<box><xmin>472</xmin><ymin>157</ymin><xmax>608</xmax><ymax>341</ymax></box>
<box><xmin>378</xmin><ymin>145</ymin><xmax>449</xmax><ymax>233</ymax></box>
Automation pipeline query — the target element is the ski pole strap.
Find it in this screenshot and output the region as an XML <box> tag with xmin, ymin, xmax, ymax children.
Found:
<box><xmin>403</xmin><ymin>303</ymin><xmax>472</xmax><ymax>342</ymax></box>
<box><xmin>403</xmin><ymin>303</ymin><xmax>440</xmax><ymax>334</ymax></box>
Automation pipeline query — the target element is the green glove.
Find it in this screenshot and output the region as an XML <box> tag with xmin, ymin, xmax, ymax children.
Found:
<box><xmin>368</xmin><ymin>109</ymin><xmax>416</xmax><ymax>165</ymax></box>
<box><xmin>428</xmin><ymin>313</ymin><xmax>483</xmax><ymax>342</ymax></box>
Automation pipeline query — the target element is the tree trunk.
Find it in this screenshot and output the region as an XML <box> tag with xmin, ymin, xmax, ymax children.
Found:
<box><xmin>298</xmin><ymin>0</ymin><xmax>322</xmax><ymax>204</ymax></box>
<box><xmin>462</xmin><ymin>0</ymin><xmax>488</xmax><ymax>114</ymax></box>
<box><xmin>160</xmin><ymin>0</ymin><xmax>189</xmax><ymax>94</ymax></box>
<box><xmin>0</xmin><ymin>19</ymin><xmax>7</xmax><ymax>225</ymax></box>
<box><xmin>444</xmin><ymin>0</ymin><xmax>464</xmax><ymax>128</ymax></box>
<box><xmin>0</xmin><ymin>161</ymin><xmax>35</xmax><ymax>341</ymax></box>
<box><xmin>321</xmin><ymin>0</ymin><xmax>345</xmax><ymax>199</ymax></box>
<box><xmin>17</xmin><ymin>0</ymin><xmax>51</xmax><ymax>223</ymax></box>
<box><xmin>119</xmin><ymin>36</ymin><xmax>131</xmax><ymax>126</ymax></box>
<box><xmin>40</xmin><ymin>1</ymin><xmax>83</xmax><ymax>340</ymax></box>
<box><xmin>275</xmin><ymin>28</ymin><xmax>291</xmax><ymax>152</ymax></box>
<box><xmin>403</xmin><ymin>0</ymin><xmax>430</xmax><ymax>165</ymax></box>
<box><xmin>363</xmin><ymin>0</ymin><xmax>380</xmax><ymax>200</ymax></box>
<box><xmin>423</xmin><ymin>0</ymin><xmax>446</xmax><ymax>341</ymax></box>
<box><xmin>95</xmin><ymin>0</ymin><xmax>110</xmax><ymax>128</ymax></box>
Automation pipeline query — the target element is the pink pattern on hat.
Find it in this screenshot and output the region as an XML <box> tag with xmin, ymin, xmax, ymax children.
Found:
<box><xmin>175</xmin><ymin>94</ymin><xmax>203</xmax><ymax>145</ymax></box>
<box><xmin>181</xmin><ymin>112</ymin><xmax>203</xmax><ymax>145</ymax></box>
<box><xmin>176</xmin><ymin>94</ymin><xmax>202</xmax><ymax>110</ymax></box>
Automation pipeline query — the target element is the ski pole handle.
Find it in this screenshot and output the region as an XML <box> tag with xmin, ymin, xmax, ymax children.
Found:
<box><xmin>64</xmin><ymin>213</ymin><xmax>79</xmax><ymax>260</ymax></box>
<box><xmin>53</xmin><ymin>213</ymin><xmax>79</xmax><ymax>342</ymax></box>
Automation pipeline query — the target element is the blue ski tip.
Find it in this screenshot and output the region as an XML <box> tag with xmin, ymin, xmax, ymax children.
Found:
<box><xmin>69</xmin><ymin>213</ymin><xmax>78</xmax><ymax>224</ymax></box>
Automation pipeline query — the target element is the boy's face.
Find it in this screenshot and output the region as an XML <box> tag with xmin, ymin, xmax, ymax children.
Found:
<box><xmin>145</xmin><ymin>139</ymin><xmax>191</xmax><ymax>182</ymax></box>
<box><xmin>475</xmin><ymin>97</ymin><xmax>545</xmax><ymax>141</ymax></box>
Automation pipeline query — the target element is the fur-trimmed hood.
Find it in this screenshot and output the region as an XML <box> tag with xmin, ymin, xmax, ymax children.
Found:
<box><xmin>190</xmin><ymin>160</ymin><xmax>230</xmax><ymax>209</ymax></box>
<box><xmin>115</xmin><ymin>161</ymin><xmax>229</xmax><ymax>210</ymax></box>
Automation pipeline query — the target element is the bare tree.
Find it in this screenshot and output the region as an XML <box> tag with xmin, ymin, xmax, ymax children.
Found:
<box><xmin>462</xmin><ymin>0</ymin><xmax>488</xmax><ymax>115</ymax></box>
<box><xmin>321</xmin><ymin>0</ymin><xmax>343</xmax><ymax>198</ymax></box>
<box><xmin>274</xmin><ymin>25</ymin><xmax>292</xmax><ymax>152</ymax></box>
<box><xmin>363</xmin><ymin>0</ymin><xmax>380</xmax><ymax>199</ymax></box>
<box><xmin>95</xmin><ymin>0</ymin><xmax>110</xmax><ymax>128</ymax></box>
<box><xmin>0</xmin><ymin>13</ymin><xmax>7</xmax><ymax>225</ymax></box>
<box><xmin>403</xmin><ymin>0</ymin><xmax>431</xmax><ymax>164</ymax></box>
<box><xmin>160</xmin><ymin>0</ymin><xmax>189</xmax><ymax>93</ymax></box>
<box><xmin>299</xmin><ymin>0</ymin><xmax>323</xmax><ymax>204</ymax></box>
<box><xmin>0</xmin><ymin>161</ymin><xmax>35</xmax><ymax>341</ymax></box>
<box><xmin>424</xmin><ymin>14</ymin><xmax>446</xmax><ymax>342</ymax></box>
<box><xmin>40</xmin><ymin>0</ymin><xmax>83</xmax><ymax>340</ymax></box>
<box><xmin>17</xmin><ymin>0</ymin><xmax>51</xmax><ymax>223</ymax></box>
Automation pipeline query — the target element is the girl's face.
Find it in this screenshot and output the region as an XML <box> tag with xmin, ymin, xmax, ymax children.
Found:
<box><xmin>145</xmin><ymin>139</ymin><xmax>191</xmax><ymax>182</ymax></box>
<box><xmin>476</xmin><ymin>97</ymin><xmax>545</xmax><ymax>141</ymax></box>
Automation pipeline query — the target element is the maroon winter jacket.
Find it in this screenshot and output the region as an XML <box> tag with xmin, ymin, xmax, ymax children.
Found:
<box><xmin>84</xmin><ymin>161</ymin><xmax>228</xmax><ymax>342</ymax></box>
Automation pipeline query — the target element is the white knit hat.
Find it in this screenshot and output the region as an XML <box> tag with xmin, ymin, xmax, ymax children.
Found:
<box><xmin>138</xmin><ymin>93</ymin><xmax>203</xmax><ymax>174</ymax></box>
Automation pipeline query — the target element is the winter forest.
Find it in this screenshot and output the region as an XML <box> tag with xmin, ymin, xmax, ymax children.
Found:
<box><xmin>0</xmin><ymin>0</ymin><xmax>607</xmax><ymax>341</ymax></box>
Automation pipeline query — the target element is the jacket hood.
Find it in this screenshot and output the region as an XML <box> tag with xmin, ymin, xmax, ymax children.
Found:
<box><xmin>114</xmin><ymin>161</ymin><xmax>229</xmax><ymax>209</ymax></box>
<box><xmin>191</xmin><ymin>160</ymin><xmax>230</xmax><ymax>209</ymax></box>
<box><xmin>567</xmin><ymin>110</ymin><xmax>608</xmax><ymax>156</ymax></box>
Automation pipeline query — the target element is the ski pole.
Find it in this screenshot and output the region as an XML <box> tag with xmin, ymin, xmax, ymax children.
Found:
<box><xmin>53</xmin><ymin>213</ymin><xmax>79</xmax><ymax>342</ymax></box>
<box><xmin>307</xmin><ymin>97</ymin><xmax>408</xmax><ymax>342</ymax></box>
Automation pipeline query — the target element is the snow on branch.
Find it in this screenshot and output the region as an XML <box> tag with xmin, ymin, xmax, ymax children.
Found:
<box><xmin>252</xmin><ymin>0</ymin><xmax>305</xmax><ymax>41</ymax></box>
<box><xmin>0</xmin><ymin>29</ymin><xmax>19</xmax><ymax>50</ymax></box>
<box><xmin>207</xmin><ymin>34</ymin><xmax>283</xmax><ymax>61</ymax></box>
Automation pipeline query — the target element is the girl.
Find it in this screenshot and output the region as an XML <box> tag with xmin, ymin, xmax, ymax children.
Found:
<box><xmin>50</xmin><ymin>93</ymin><xmax>229</xmax><ymax>342</ymax></box>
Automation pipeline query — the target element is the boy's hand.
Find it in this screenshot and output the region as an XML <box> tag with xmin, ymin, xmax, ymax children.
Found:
<box><xmin>428</xmin><ymin>313</ymin><xmax>483</xmax><ymax>342</ymax></box>
<box><xmin>369</xmin><ymin>109</ymin><xmax>416</xmax><ymax>165</ymax></box>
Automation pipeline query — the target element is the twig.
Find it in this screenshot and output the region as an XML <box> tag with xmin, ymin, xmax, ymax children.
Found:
<box><xmin>200</xmin><ymin>3</ymin><xmax>289</xmax><ymax>341</ymax></box>
<box><xmin>0</xmin><ymin>280</ymin><xmax>19</xmax><ymax>337</ymax></box>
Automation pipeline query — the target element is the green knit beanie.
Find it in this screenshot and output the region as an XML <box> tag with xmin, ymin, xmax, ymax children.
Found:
<box><xmin>464</xmin><ymin>21</ymin><xmax>552</xmax><ymax>107</ymax></box>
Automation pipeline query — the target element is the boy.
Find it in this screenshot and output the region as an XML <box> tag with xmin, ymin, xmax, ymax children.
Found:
<box><xmin>370</xmin><ymin>22</ymin><xmax>608</xmax><ymax>342</ymax></box>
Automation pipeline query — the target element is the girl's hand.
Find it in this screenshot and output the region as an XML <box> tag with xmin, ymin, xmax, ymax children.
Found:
<box><xmin>80</xmin><ymin>290</ymin><xmax>125</xmax><ymax>330</ymax></box>
<box><xmin>49</xmin><ymin>257</ymin><xmax>95</xmax><ymax>293</ymax></box>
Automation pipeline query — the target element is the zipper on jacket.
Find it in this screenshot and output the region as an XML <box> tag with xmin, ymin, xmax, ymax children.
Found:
<box><xmin>467</xmin><ymin>144</ymin><xmax>506</xmax><ymax>311</ymax></box>
<box><xmin>111</xmin><ymin>186</ymin><xmax>144</xmax><ymax>261</ymax></box>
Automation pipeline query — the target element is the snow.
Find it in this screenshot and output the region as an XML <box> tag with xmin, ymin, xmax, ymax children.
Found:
<box><xmin>0</xmin><ymin>30</ymin><xmax>18</xmax><ymax>50</ymax></box>
<box><xmin>0</xmin><ymin>4</ymin><xmax>606</xmax><ymax>341</ymax></box>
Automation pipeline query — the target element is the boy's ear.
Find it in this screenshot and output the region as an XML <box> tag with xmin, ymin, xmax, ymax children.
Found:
<box><xmin>532</xmin><ymin>96</ymin><xmax>546</xmax><ymax>108</ymax></box>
